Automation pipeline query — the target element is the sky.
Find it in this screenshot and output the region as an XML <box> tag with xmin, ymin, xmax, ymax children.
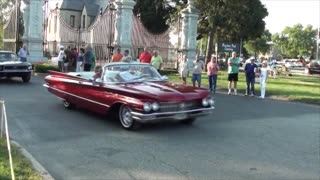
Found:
<box><xmin>260</xmin><ymin>0</ymin><xmax>320</xmax><ymax>34</ymax></box>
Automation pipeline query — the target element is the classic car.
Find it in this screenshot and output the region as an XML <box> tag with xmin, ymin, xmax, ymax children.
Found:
<box><xmin>43</xmin><ymin>62</ymin><xmax>215</xmax><ymax>130</ymax></box>
<box><xmin>305</xmin><ymin>60</ymin><xmax>320</xmax><ymax>74</ymax></box>
<box><xmin>0</xmin><ymin>50</ymin><xmax>32</xmax><ymax>82</ymax></box>
<box><xmin>240</xmin><ymin>58</ymin><xmax>262</xmax><ymax>67</ymax></box>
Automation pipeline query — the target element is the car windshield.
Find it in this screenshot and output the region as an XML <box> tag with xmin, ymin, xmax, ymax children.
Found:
<box><xmin>103</xmin><ymin>64</ymin><xmax>162</xmax><ymax>83</ymax></box>
<box><xmin>311</xmin><ymin>60</ymin><xmax>320</xmax><ymax>67</ymax></box>
<box><xmin>0</xmin><ymin>53</ymin><xmax>17</xmax><ymax>62</ymax></box>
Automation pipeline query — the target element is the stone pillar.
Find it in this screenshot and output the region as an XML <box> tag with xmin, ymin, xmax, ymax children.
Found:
<box><xmin>180</xmin><ymin>0</ymin><xmax>199</xmax><ymax>63</ymax></box>
<box><xmin>113</xmin><ymin>0</ymin><xmax>136</xmax><ymax>54</ymax></box>
<box><xmin>22</xmin><ymin>0</ymin><xmax>45</xmax><ymax>62</ymax></box>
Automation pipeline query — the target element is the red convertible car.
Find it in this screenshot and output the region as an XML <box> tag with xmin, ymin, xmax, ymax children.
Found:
<box><xmin>44</xmin><ymin>62</ymin><xmax>214</xmax><ymax>130</ymax></box>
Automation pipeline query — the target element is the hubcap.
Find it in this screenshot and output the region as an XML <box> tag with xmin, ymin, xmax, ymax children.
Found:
<box><xmin>63</xmin><ymin>100</ymin><xmax>70</xmax><ymax>107</ymax></box>
<box><xmin>120</xmin><ymin>106</ymin><xmax>133</xmax><ymax>128</ymax></box>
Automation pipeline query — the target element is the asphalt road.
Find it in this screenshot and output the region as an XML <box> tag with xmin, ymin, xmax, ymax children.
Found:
<box><xmin>0</xmin><ymin>75</ymin><xmax>319</xmax><ymax>180</ymax></box>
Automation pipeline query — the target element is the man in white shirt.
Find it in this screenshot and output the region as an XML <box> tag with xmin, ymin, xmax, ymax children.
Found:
<box><xmin>57</xmin><ymin>45</ymin><xmax>65</xmax><ymax>72</ymax></box>
<box><xmin>192</xmin><ymin>55</ymin><xmax>204</xmax><ymax>88</ymax></box>
<box><xmin>120</xmin><ymin>50</ymin><xmax>132</xmax><ymax>63</ymax></box>
<box><xmin>17</xmin><ymin>45</ymin><xmax>29</xmax><ymax>62</ymax></box>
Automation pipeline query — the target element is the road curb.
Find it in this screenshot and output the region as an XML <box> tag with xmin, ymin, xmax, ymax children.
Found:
<box><xmin>11</xmin><ymin>141</ymin><xmax>55</xmax><ymax>180</ymax></box>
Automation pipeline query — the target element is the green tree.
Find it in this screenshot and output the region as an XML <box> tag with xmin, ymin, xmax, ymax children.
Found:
<box><xmin>244</xmin><ymin>30</ymin><xmax>272</xmax><ymax>57</ymax></box>
<box><xmin>272</xmin><ymin>24</ymin><xmax>317</xmax><ymax>58</ymax></box>
<box><xmin>0</xmin><ymin>0</ymin><xmax>15</xmax><ymax>48</ymax></box>
<box><xmin>133</xmin><ymin>0</ymin><xmax>187</xmax><ymax>33</ymax></box>
<box><xmin>195</xmin><ymin>0</ymin><xmax>268</xmax><ymax>63</ymax></box>
<box><xmin>0</xmin><ymin>0</ymin><xmax>24</xmax><ymax>51</ymax></box>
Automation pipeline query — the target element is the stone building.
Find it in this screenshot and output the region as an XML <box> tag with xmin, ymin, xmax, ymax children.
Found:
<box><xmin>45</xmin><ymin>0</ymin><xmax>109</xmax><ymax>56</ymax></box>
<box><xmin>48</xmin><ymin>0</ymin><xmax>108</xmax><ymax>29</ymax></box>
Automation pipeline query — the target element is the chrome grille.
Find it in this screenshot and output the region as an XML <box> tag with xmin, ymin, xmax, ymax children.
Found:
<box><xmin>4</xmin><ymin>66</ymin><xmax>27</xmax><ymax>70</ymax></box>
<box><xmin>159</xmin><ymin>100</ymin><xmax>202</xmax><ymax>112</ymax></box>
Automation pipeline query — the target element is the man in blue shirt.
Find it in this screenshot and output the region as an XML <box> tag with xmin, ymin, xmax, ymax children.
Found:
<box><xmin>244</xmin><ymin>57</ymin><xmax>258</xmax><ymax>96</ymax></box>
<box><xmin>83</xmin><ymin>46</ymin><xmax>94</xmax><ymax>71</ymax></box>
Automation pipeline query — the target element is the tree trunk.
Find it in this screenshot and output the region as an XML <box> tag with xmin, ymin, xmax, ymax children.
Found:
<box><xmin>205</xmin><ymin>30</ymin><xmax>214</xmax><ymax>66</ymax></box>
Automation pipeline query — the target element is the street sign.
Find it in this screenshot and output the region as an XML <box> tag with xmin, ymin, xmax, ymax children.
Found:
<box><xmin>218</xmin><ymin>42</ymin><xmax>240</xmax><ymax>52</ymax></box>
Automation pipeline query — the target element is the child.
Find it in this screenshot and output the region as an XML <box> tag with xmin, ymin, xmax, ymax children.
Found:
<box><xmin>93</xmin><ymin>65</ymin><xmax>103</xmax><ymax>82</ymax></box>
<box><xmin>260</xmin><ymin>61</ymin><xmax>269</xmax><ymax>99</ymax></box>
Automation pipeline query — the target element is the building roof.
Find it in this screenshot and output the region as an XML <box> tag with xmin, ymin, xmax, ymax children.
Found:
<box><xmin>60</xmin><ymin>0</ymin><xmax>108</xmax><ymax>15</ymax></box>
<box><xmin>60</xmin><ymin>0</ymin><xmax>84</xmax><ymax>11</ymax></box>
<box><xmin>84</xmin><ymin>4</ymin><xmax>100</xmax><ymax>17</ymax></box>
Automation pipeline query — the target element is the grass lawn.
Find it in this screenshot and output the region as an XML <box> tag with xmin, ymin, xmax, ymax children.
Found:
<box><xmin>162</xmin><ymin>70</ymin><xmax>320</xmax><ymax>104</ymax></box>
<box><xmin>0</xmin><ymin>139</ymin><xmax>41</xmax><ymax>180</ymax></box>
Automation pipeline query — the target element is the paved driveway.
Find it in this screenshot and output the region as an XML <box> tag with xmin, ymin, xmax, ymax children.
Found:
<box><xmin>0</xmin><ymin>76</ymin><xmax>319</xmax><ymax>179</ymax></box>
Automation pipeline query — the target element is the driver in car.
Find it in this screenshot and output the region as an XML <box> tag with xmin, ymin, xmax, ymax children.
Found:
<box><xmin>93</xmin><ymin>65</ymin><xmax>103</xmax><ymax>82</ymax></box>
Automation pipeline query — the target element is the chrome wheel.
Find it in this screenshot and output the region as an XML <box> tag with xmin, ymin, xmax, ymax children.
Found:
<box><xmin>63</xmin><ymin>100</ymin><xmax>73</xmax><ymax>109</ymax></box>
<box><xmin>119</xmin><ymin>105</ymin><xmax>133</xmax><ymax>129</ymax></box>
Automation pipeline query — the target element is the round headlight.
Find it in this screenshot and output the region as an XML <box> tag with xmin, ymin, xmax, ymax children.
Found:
<box><xmin>208</xmin><ymin>98</ymin><xmax>215</xmax><ymax>106</ymax></box>
<box><xmin>143</xmin><ymin>103</ymin><xmax>152</xmax><ymax>112</ymax></box>
<box><xmin>28</xmin><ymin>66</ymin><xmax>32</xmax><ymax>70</ymax></box>
<box><xmin>202</xmin><ymin>98</ymin><xmax>209</xmax><ymax>107</ymax></box>
<box><xmin>151</xmin><ymin>102</ymin><xmax>160</xmax><ymax>111</ymax></box>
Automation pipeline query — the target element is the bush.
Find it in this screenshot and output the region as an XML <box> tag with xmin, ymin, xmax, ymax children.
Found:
<box><xmin>34</xmin><ymin>63</ymin><xmax>59</xmax><ymax>73</ymax></box>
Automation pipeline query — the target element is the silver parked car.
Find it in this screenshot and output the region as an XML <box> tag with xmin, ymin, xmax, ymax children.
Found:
<box><xmin>0</xmin><ymin>51</ymin><xmax>33</xmax><ymax>83</ymax></box>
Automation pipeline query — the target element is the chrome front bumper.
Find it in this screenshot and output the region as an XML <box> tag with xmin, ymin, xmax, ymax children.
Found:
<box><xmin>0</xmin><ymin>69</ymin><xmax>32</xmax><ymax>73</ymax></box>
<box><xmin>131</xmin><ymin>107</ymin><xmax>215</xmax><ymax>123</ymax></box>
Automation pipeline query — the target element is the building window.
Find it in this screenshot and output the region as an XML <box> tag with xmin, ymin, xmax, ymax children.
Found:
<box><xmin>70</xmin><ymin>15</ymin><xmax>75</xmax><ymax>28</ymax></box>
<box><xmin>82</xmin><ymin>15</ymin><xmax>86</xmax><ymax>29</ymax></box>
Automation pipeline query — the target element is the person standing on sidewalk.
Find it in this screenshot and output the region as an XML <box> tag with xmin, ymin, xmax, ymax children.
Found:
<box><xmin>83</xmin><ymin>46</ymin><xmax>93</xmax><ymax>71</ymax></box>
<box><xmin>57</xmin><ymin>45</ymin><xmax>65</xmax><ymax>72</ymax></box>
<box><xmin>76</xmin><ymin>48</ymin><xmax>85</xmax><ymax>72</ymax></box>
<box><xmin>179</xmin><ymin>54</ymin><xmax>189</xmax><ymax>85</ymax></box>
<box><xmin>62</xmin><ymin>49</ymin><xmax>70</xmax><ymax>73</ymax></box>
<box><xmin>120</xmin><ymin>49</ymin><xmax>132</xmax><ymax>62</ymax></box>
<box><xmin>68</xmin><ymin>48</ymin><xmax>77</xmax><ymax>72</ymax></box>
<box><xmin>17</xmin><ymin>45</ymin><xmax>29</xmax><ymax>62</ymax></box>
<box><xmin>112</xmin><ymin>47</ymin><xmax>123</xmax><ymax>62</ymax></box>
<box><xmin>151</xmin><ymin>50</ymin><xmax>163</xmax><ymax>73</ymax></box>
<box><xmin>207</xmin><ymin>55</ymin><xmax>219</xmax><ymax>93</ymax></box>
<box><xmin>244</xmin><ymin>57</ymin><xmax>258</xmax><ymax>96</ymax></box>
<box><xmin>91</xmin><ymin>51</ymin><xmax>96</xmax><ymax>70</ymax></box>
<box><xmin>192</xmin><ymin>55</ymin><xmax>204</xmax><ymax>88</ymax></box>
<box><xmin>259</xmin><ymin>61</ymin><xmax>269</xmax><ymax>99</ymax></box>
<box><xmin>139</xmin><ymin>47</ymin><xmax>152</xmax><ymax>64</ymax></box>
<box><xmin>227</xmin><ymin>51</ymin><xmax>240</xmax><ymax>95</ymax></box>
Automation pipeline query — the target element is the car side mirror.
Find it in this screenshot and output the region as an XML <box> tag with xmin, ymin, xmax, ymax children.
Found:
<box><xmin>161</xmin><ymin>75</ymin><xmax>168</xmax><ymax>81</ymax></box>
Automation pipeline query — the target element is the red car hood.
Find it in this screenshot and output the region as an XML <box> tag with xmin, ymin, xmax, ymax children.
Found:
<box><xmin>115</xmin><ymin>81</ymin><xmax>209</xmax><ymax>101</ymax></box>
